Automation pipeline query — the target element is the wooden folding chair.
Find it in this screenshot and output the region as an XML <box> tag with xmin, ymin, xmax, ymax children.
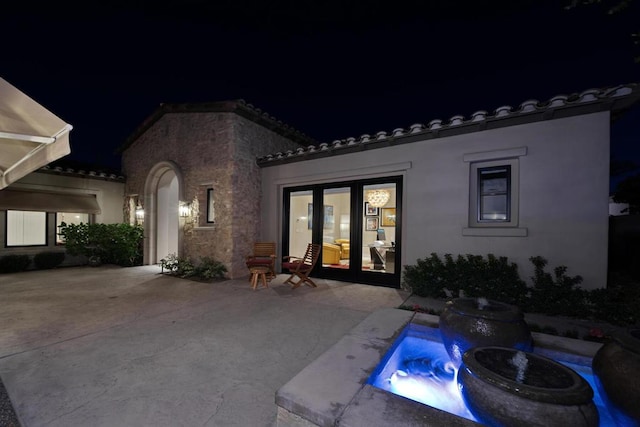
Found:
<box><xmin>245</xmin><ymin>242</ymin><xmax>276</xmax><ymax>280</ymax></box>
<box><xmin>282</xmin><ymin>243</ymin><xmax>321</xmax><ymax>288</ymax></box>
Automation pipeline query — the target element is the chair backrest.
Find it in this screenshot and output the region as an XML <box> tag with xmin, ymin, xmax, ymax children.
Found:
<box><xmin>302</xmin><ymin>243</ymin><xmax>322</xmax><ymax>268</ymax></box>
<box><xmin>370</xmin><ymin>246</ymin><xmax>385</xmax><ymax>264</ymax></box>
<box><xmin>252</xmin><ymin>242</ymin><xmax>276</xmax><ymax>257</ymax></box>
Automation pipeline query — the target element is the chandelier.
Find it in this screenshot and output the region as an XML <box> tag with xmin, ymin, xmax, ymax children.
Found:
<box><xmin>367</xmin><ymin>189</ymin><xmax>390</xmax><ymax>208</ymax></box>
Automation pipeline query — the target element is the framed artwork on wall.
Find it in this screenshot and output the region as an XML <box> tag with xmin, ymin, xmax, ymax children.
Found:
<box><xmin>365</xmin><ymin>217</ymin><xmax>379</xmax><ymax>231</ymax></box>
<box><xmin>365</xmin><ymin>202</ymin><xmax>379</xmax><ymax>216</ymax></box>
<box><xmin>381</xmin><ymin>208</ymin><xmax>396</xmax><ymax>227</ymax></box>
<box><xmin>324</xmin><ymin>205</ymin><xmax>334</xmax><ymax>229</ymax></box>
<box><xmin>308</xmin><ymin>203</ymin><xmax>335</xmax><ymax>229</ymax></box>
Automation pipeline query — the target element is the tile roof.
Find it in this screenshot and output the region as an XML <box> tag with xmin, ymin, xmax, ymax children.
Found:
<box><xmin>118</xmin><ymin>99</ymin><xmax>317</xmax><ymax>153</ymax></box>
<box><xmin>257</xmin><ymin>83</ymin><xmax>640</xmax><ymax>167</ymax></box>
<box><xmin>38</xmin><ymin>159</ymin><xmax>125</xmax><ymax>182</ymax></box>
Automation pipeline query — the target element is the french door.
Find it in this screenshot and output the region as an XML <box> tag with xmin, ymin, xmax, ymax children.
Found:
<box><xmin>283</xmin><ymin>176</ymin><xmax>401</xmax><ymax>288</ymax></box>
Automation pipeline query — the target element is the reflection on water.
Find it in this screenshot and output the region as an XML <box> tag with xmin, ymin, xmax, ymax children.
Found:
<box><xmin>368</xmin><ymin>323</ymin><xmax>616</xmax><ymax>426</ymax></box>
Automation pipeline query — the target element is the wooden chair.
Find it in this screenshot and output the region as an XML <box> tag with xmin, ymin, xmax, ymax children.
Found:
<box><xmin>282</xmin><ymin>243</ymin><xmax>321</xmax><ymax>288</ymax></box>
<box><xmin>245</xmin><ymin>242</ymin><xmax>276</xmax><ymax>280</ymax></box>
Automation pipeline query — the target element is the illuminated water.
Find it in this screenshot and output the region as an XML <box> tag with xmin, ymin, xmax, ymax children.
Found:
<box><xmin>367</xmin><ymin>323</ymin><xmax>616</xmax><ymax>426</ymax></box>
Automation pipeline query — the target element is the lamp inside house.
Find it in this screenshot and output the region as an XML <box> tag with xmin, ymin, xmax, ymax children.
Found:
<box><xmin>367</xmin><ymin>189</ymin><xmax>390</xmax><ymax>208</ymax></box>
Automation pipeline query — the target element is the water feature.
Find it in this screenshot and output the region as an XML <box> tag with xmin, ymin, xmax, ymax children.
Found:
<box><xmin>368</xmin><ymin>323</ymin><xmax>617</xmax><ymax>426</ymax></box>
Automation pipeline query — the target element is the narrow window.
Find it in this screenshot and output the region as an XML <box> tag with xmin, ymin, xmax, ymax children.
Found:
<box><xmin>478</xmin><ymin>166</ymin><xmax>510</xmax><ymax>222</ymax></box>
<box><xmin>6</xmin><ymin>210</ymin><xmax>47</xmax><ymax>246</ymax></box>
<box><xmin>468</xmin><ymin>157</ymin><xmax>519</xmax><ymax>229</ymax></box>
<box><xmin>206</xmin><ymin>188</ymin><xmax>215</xmax><ymax>223</ymax></box>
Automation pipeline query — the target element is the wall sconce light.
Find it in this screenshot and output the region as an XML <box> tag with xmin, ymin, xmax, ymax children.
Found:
<box><xmin>179</xmin><ymin>202</ymin><xmax>192</xmax><ymax>218</ymax></box>
<box><xmin>135</xmin><ymin>204</ymin><xmax>145</xmax><ymax>222</ymax></box>
<box><xmin>367</xmin><ymin>189</ymin><xmax>390</xmax><ymax>208</ymax></box>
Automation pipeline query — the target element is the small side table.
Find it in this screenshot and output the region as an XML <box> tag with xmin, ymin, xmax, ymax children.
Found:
<box><xmin>249</xmin><ymin>266</ymin><xmax>269</xmax><ymax>290</ymax></box>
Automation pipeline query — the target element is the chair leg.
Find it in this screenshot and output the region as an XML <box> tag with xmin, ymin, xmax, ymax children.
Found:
<box><xmin>287</xmin><ymin>273</ymin><xmax>317</xmax><ymax>289</ymax></box>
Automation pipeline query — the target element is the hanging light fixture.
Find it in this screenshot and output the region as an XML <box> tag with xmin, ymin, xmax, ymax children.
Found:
<box><xmin>367</xmin><ymin>189</ymin><xmax>390</xmax><ymax>208</ymax></box>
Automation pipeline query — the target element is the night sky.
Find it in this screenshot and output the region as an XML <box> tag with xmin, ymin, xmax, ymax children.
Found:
<box><xmin>2</xmin><ymin>1</ymin><xmax>639</xmax><ymax>188</ymax></box>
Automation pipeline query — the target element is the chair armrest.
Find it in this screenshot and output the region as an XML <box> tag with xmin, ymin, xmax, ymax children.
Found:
<box><xmin>282</xmin><ymin>256</ymin><xmax>301</xmax><ymax>262</ymax></box>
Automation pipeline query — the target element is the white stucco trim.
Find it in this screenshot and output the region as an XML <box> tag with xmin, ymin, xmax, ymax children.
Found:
<box><xmin>462</xmin><ymin>227</ymin><xmax>528</xmax><ymax>237</ymax></box>
<box><xmin>272</xmin><ymin>161</ymin><xmax>412</xmax><ymax>186</ymax></box>
<box><xmin>463</xmin><ymin>147</ymin><xmax>528</xmax><ymax>162</ymax></box>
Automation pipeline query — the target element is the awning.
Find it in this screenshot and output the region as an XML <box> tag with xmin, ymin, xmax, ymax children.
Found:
<box><xmin>0</xmin><ymin>77</ymin><xmax>72</xmax><ymax>190</ymax></box>
<box><xmin>0</xmin><ymin>189</ymin><xmax>101</xmax><ymax>214</ymax></box>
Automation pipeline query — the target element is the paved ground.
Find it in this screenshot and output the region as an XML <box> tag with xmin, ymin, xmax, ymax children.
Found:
<box><xmin>0</xmin><ymin>265</ymin><xmax>410</xmax><ymax>427</ymax></box>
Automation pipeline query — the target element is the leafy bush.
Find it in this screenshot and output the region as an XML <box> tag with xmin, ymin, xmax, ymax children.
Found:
<box><xmin>160</xmin><ymin>253</ymin><xmax>227</xmax><ymax>281</ymax></box>
<box><xmin>58</xmin><ymin>223</ymin><xmax>144</xmax><ymax>266</ymax></box>
<box><xmin>402</xmin><ymin>253</ymin><xmax>527</xmax><ymax>305</ymax></box>
<box><xmin>193</xmin><ymin>256</ymin><xmax>227</xmax><ymax>280</ymax></box>
<box><xmin>587</xmin><ymin>272</ymin><xmax>640</xmax><ymax>325</ymax></box>
<box><xmin>402</xmin><ymin>252</ymin><xmax>448</xmax><ymax>298</ymax></box>
<box><xmin>403</xmin><ymin>252</ymin><xmax>640</xmax><ymax>326</ymax></box>
<box><xmin>0</xmin><ymin>254</ymin><xmax>30</xmax><ymax>273</ymax></box>
<box><xmin>33</xmin><ymin>251</ymin><xmax>65</xmax><ymax>270</ymax></box>
<box><xmin>526</xmin><ymin>256</ymin><xmax>588</xmax><ymax>317</ymax></box>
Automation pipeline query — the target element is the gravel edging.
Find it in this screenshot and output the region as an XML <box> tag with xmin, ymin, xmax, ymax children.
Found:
<box><xmin>0</xmin><ymin>376</ymin><xmax>20</xmax><ymax>427</ymax></box>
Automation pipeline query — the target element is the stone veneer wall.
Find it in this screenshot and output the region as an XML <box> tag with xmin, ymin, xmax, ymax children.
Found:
<box><xmin>122</xmin><ymin>110</ymin><xmax>302</xmax><ymax>278</ymax></box>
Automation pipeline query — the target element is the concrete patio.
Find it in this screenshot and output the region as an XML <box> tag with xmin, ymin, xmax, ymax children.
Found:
<box><xmin>0</xmin><ymin>265</ymin><xmax>410</xmax><ymax>427</ymax></box>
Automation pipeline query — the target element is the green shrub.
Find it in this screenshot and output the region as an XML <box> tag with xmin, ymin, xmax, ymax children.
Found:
<box><xmin>58</xmin><ymin>223</ymin><xmax>144</xmax><ymax>267</ymax></box>
<box><xmin>588</xmin><ymin>272</ymin><xmax>640</xmax><ymax>325</ymax></box>
<box><xmin>0</xmin><ymin>254</ymin><xmax>31</xmax><ymax>273</ymax></box>
<box><xmin>193</xmin><ymin>256</ymin><xmax>227</xmax><ymax>280</ymax></box>
<box><xmin>526</xmin><ymin>256</ymin><xmax>589</xmax><ymax>317</ymax></box>
<box><xmin>160</xmin><ymin>254</ymin><xmax>227</xmax><ymax>281</ymax></box>
<box><xmin>402</xmin><ymin>252</ymin><xmax>527</xmax><ymax>305</ymax></box>
<box><xmin>402</xmin><ymin>252</ymin><xmax>448</xmax><ymax>298</ymax></box>
<box><xmin>33</xmin><ymin>251</ymin><xmax>65</xmax><ymax>270</ymax></box>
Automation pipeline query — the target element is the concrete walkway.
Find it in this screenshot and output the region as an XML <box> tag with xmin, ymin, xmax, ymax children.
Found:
<box><xmin>0</xmin><ymin>265</ymin><xmax>410</xmax><ymax>427</ymax></box>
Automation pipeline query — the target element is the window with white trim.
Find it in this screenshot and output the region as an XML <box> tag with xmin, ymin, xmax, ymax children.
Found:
<box><xmin>469</xmin><ymin>158</ymin><xmax>519</xmax><ymax>228</ymax></box>
<box><xmin>6</xmin><ymin>210</ymin><xmax>47</xmax><ymax>246</ymax></box>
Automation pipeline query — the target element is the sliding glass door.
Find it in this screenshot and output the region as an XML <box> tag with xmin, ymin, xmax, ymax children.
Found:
<box><xmin>283</xmin><ymin>176</ymin><xmax>401</xmax><ymax>288</ymax></box>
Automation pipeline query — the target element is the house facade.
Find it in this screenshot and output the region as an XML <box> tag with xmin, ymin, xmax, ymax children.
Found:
<box><xmin>0</xmin><ymin>163</ymin><xmax>125</xmax><ymax>266</ymax></box>
<box><xmin>122</xmin><ymin>84</ymin><xmax>639</xmax><ymax>290</ymax></box>
<box><xmin>120</xmin><ymin>101</ymin><xmax>312</xmax><ymax>279</ymax></box>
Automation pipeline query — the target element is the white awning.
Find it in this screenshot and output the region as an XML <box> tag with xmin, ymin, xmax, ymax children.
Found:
<box><xmin>0</xmin><ymin>77</ymin><xmax>72</xmax><ymax>189</ymax></box>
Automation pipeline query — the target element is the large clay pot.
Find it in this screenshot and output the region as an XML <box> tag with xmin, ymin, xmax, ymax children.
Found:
<box><xmin>592</xmin><ymin>327</ymin><xmax>640</xmax><ymax>426</ymax></box>
<box><xmin>438</xmin><ymin>297</ymin><xmax>533</xmax><ymax>367</ymax></box>
<box><xmin>458</xmin><ymin>346</ymin><xmax>599</xmax><ymax>427</ymax></box>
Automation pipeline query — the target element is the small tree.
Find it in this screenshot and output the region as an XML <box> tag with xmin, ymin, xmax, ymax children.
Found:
<box><xmin>613</xmin><ymin>173</ymin><xmax>640</xmax><ymax>214</ymax></box>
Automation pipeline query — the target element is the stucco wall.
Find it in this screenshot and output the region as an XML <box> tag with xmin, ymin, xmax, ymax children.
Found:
<box><xmin>122</xmin><ymin>111</ymin><xmax>302</xmax><ymax>278</ymax></box>
<box><xmin>0</xmin><ymin>171</ymin><xmax>125</xmax><ymax>266</ymax></box>
<box><xmin>260</xmin><ymin>112</ymin><xmax>611</xmax><ymax>290</ymax></box>
<box><xmin>13</xmin><ymin>171</ymin><xmax>125</xmax><ymax>224</ymax></box>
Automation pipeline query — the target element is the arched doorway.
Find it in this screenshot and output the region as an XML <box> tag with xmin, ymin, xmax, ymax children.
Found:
<box><xmin>143</xmin><ymin>161</ymin><xmax>185</xmax><ymax>265</ymax></box>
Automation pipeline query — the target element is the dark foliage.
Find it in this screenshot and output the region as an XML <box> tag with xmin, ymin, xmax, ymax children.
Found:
<box><xmin>58</xmin><ymin>223</ymin><xmax>144</xmax><ymax>267</ymax></box>
<box><xmin>33</xmin><ymin>251</ymin><xmax>66</xmax><ymax>270</ymax></box>
<box><xmin>403</xmin><ymin>253</ymin><xmax>639</xmax><ymax>326</ymax></box>
<box><xmin>0</xmin><ymin>254</ymin><xmax>30</xmax><ymax>273</ymax></box>
<box><xmin>402</xmin><ymin>253</ymin><xmax>527</xmax><ymax>306</ymax></box>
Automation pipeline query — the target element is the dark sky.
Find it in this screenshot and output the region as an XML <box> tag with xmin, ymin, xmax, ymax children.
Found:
<box><xmin>2</xmin><ymin>1</ymin><xmax>639</xmax><ymax>184</ymax></box>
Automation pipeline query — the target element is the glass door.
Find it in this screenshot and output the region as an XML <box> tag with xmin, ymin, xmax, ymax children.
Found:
<box><xmin>283</xmin><ymin>177</ymin><xmax>401</xmax><ymax>288</ymax></box>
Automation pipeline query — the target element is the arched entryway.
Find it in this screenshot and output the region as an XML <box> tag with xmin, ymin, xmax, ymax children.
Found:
<box><xmin>143</xmin><ymin>161</ymin><xmax>185</xmax><ymax>265</ymax></box>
